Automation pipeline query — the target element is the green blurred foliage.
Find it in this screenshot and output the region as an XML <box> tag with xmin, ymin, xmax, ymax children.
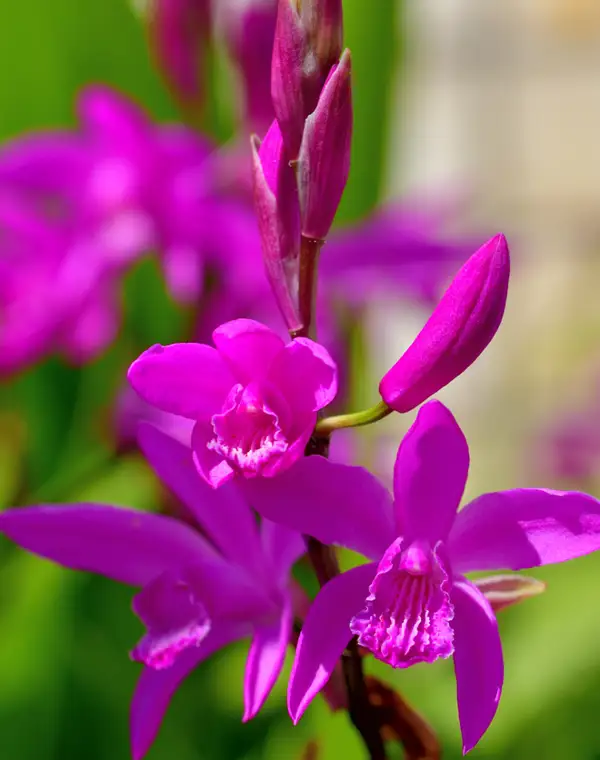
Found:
<box><xmin>1</xmin><ymin>2</ymin><xmax>600</xmax><ymax>760</ymax></box>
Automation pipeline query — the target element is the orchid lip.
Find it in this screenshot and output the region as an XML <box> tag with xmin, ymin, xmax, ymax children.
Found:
<box><xmin>350</xmin><ymin>538</ymin><xmax>454</xmax><ymax>668</ymax></box>
<box><xmin>208</xmin><ymin>383</ymin><xmax>290</xmax><ymax>475</ymax></box>
<box><xmin>131</xmin><ymin>570</ymin><xmax>213</xmax><ymax>671</ymax></box>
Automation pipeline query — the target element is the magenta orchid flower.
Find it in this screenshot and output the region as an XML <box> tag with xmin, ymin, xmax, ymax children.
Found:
<box><xmin>242</xmin><ymin>399</ymin><xmax>600</xmax><ymax>752</ymax></box>
<box><xmin>0</xmin><ymin>423</ymin><xmax>304</xmax><ymax>759</ymax></box>
<box><xmin>128</xmin><ymin>318</ymin><xmax>338</xmax><ymax>487</ymax></box>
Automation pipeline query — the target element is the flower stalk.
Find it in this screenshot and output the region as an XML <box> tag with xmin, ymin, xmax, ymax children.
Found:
<box><xmin>315</xmin><ymin>399</ymin><xmax>392</xmax><ymax>436</ymax></box>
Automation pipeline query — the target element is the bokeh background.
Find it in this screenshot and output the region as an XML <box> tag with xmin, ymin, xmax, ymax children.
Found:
<box><xmin>1</xmin><ymin>0</ymin><xmax>600</xmax><ymax>758</ymax></box>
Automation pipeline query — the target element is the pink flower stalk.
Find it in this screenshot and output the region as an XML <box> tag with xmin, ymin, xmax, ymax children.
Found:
<box><xmin>271</xmin><ymin>0</ymin><xmax>312</xmax><ymax>159</ymax></box>
<box><xmin>146</xmin><ymin>0</ymin><xmax>212</xmax><ymax>113</ymax></box>
<box><xmin>242</xmin><ymin>399</ymin><xmax>600</xmax><ymax>752</ymax></box>
<box><xmin>251</xmin><ymin>120</ymin><xmax>302</xmax><ymax>331</ymax></box>
<box><xmin>271</xmin><ymin>0</ymin><xmax>344</xmax><ymax>159</ymax></box>
<box><xmin>380</xmin><ymin>233</ymin><xmax>510</xmax><ymax>413</ymax></box>
<box><xmin>0</xmin><ymin>423</ymin><xmax>304</xmax><ymax>759</ymax></box>
<box><xmin>297</xmin><ymin>49</ymin><xmax>352</xmax><ymax>240</ymax></box>
<box><xmin>128</xmin><ymin>319</ymin><xmax>338</xmax><ymax>487</ymax></box>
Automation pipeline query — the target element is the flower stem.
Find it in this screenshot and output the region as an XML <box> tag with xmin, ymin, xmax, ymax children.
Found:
<box><xmin>304</xmin><ymin>434</ymin><xmax>388</xmax><ymax>759</ymax></box>
<box><xmin>291</xmin><ymin>235</ymin><xmax>323</xmax><ymax>340</ymax></box>
<box><xmin>315</xmin><ymin>400</ymin><xmax>392</xmax><ymax>436</ymax></box>
<box><xmin>342</xmin><ymin>641</ymin><xmax>387</xmax><ymax>760</ymax></box>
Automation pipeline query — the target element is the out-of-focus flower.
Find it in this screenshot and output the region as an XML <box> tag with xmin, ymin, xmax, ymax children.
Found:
<box><xmin>241</xmin><ymin>399</ymin><xmax>600</xmax><ymax>751</ymax></box>
<box><xmin>0</xmin><ymin>85</ymin><xmax>217</xmax><ymax>304</ymax></box>
<box><xmin>146</xmin><ymin>0</ymin><xmax>212</xmax><ymax>114</ymax></box>
<box><xmin>534</xmin><ymin>389</ymin><xmax>600</xmax><ymax>483</ymax></box>
<box><xmin>218</xmin><ymin>0</ymin><xmax>277</xmax><ymax>134</ymax></box>
<box><xmin>321</xmin><ymin>204</ymin><xmax>474</xmax><ymax>305</ymax></box>
<box><xmin>379</xmin><ymin>233</ymin><xmax>510</xmax><ymax>413</ymax></box>
<box><xmin>0</xmin><ymin>423</ymin><xmax>304</xmax><ymax>759</ymax></box>
<box><xmin>127</xmin><ymin>319</ymin><xmax>338</xmax><ymax>487</ymax></box>
<box><xmin>297</xmin><ymin>49</ymin><xmax>352</xmax><ymax>240</ymax></box>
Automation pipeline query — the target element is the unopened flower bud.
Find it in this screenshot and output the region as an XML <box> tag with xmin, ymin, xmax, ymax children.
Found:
<box><xmin>251</xmin><ymin>120</ymin><xmax>302</xmax><ymax>331</ymax></box>
<box><xmin>380</xmin><ymin>233</ymin><xmax>510</xmax><ymax>412</ymax></box>
<box><xmin>296</xmin><ymin>49</ymin><xmax>352</xmax><ymax>240</ymax></box>
<box><xmin>271</xmin><ymin>0</ymin><xmax>307</xmax><ymax>158</ymax></box>
<box><xmin>474</xmin><ymin>574</ymin><xmax>546</xmax><ymax>613</ymax></box>
<box><xmin>300</xmin><ymin>0</ymin><xmax>343</xmax><ymax>75</ymax></box>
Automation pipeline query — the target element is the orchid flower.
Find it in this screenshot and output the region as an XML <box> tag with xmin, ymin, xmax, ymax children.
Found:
<box><xmin>127</xmin><ymin>318</ymin><xmax>338</xmax><ymax>487</ymax></box>
<box><xmin>0</xmin><ymin>423</ymin><xmax>304</xmax><ymax>759</ymax></box>
<box><xmin>242</xmin><ymin>399</ymin><xmax>600</xmax><ymax>752</ymax></box>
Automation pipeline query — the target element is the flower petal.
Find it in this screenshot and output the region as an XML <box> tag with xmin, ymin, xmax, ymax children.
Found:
<box><xmin>138</xmin><ymin>423</ymin><xmax>264</xmax><ymax>576</ymax></box>
<box><xmin>130</xmin><ymin>622</ymin><xmax>247</xmax><ymax>760</ymax></box>
<box><xmin>0</xmin><ymin>504</ymin><xmax>216</xmax><ymax>586</ymax></box>
<box><xmin>127</xmin><ymin>343</ymin><xmax>234</xmax><ymax>420</ymax></box>
<box><xmin>243</xmin><ymin>594</ymin><xmax>293</xmax><ymax>721</ymax></box>
<box><xmin>268</xmin><ymin>337</ymin><xmax>338</xmax><ymax>412</ymax></box>
<box><xmin>393</xmin><ymin>400</ymin><xmax>469</xmax><ymax>544</ymax></box>
<box><xmin>242</xmin><ymin>456</ymin><xmax>395</xmax><ymax>560</ymax></box>
<box><xmin>448</xmin><ymin>488</ymin><xmax>600</xmax><ymax>574</ymax></box>
<box><xmin>260</xmin><ymin>519</ymin><xmax>305</xmax><ymax>588</ymax></box>
<box><xmin>212</xmin><ymin>319</ymin><xmax>286</xmax><ymax>383</ymax></box>
<box><xmin>452</xmin><ymin>578</ymin><xmax>503</xmax><ymax>754</ymax></box>
<box><xmin>288</xmin><ymin>563</ymin><xmax>376</xmax><ymax>723</ymax></box>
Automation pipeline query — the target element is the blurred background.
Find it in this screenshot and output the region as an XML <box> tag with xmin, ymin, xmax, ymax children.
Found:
<box><xmin>1</xmin><ymin>0</ymin><xmax>600</xmax><ymax>758</ymax></box>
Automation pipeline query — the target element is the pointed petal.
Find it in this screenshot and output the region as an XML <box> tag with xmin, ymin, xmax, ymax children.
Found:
<box><xmin>138</xmin><ymin>423</ymin><xmax>264</xmax><ymax>576</ymax></box>
<box><xmin>452</xmin><ymin>578</ymin><xmax>503</xmax><ymax>754</ymax></box>
<box><xmin>243</xmin><ymin>594</ymin><xmax>293</xmax><ymax>721</ymax></box>
<box><xmin>288</xmin><ymin>563</ymin><xmax>376</xmax><ymax>722</ymax></box>
<box><xmin>268</xmin><ymin>337</ymin><xmax>338</xmax><ymax>412</ymax></box>
<box><xmin>0</xmin><ymin>504</ymin><xmax>215</xmax><ymax>586</ymax></box>
<box><xmin>448</xmin><ymin>488</ymin><xmax>600</xmax><ymax>574</ymax></box>
<box><xmin>393</xmin><ymin>400</ymin><xmax>469</xmax><ymax>544</ymax></box>
<box><xmin>127</xmin><ymin>343</ymin><xmax>234</xmax><ymax>420</ymax></box>
<box><xmin>242</xmin><ymin>457</ymin><xmax>395</xmax><ymax>560</ymax></box>
<box><xmin>260</xmin><ymin>519</ymin><xmax>305</xmax><ymax>588</ymax></box>
<box><xmin>130</xmin><ymin>622</ymin><xmax>246</xmax><ymax>760</ymax></box>
<box><xmin>212</xmin><ymin>319</ymin><xmax>286</xmax><ymax>383</ymax></box>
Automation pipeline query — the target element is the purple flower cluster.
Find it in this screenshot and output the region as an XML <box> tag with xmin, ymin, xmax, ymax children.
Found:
<box><xmin>1</xmin><ymin>1</ymin><xmax>597</xmax><ymax>759</ymax></box>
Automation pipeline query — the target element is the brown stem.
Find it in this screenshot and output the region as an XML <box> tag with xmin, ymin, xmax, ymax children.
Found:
<box><xmin>291</xmin><ymin>235</ymin><xmax>323</xmax><ymax>340</ymax></box>
<box><xmin>342</xmin><ymin>640</ymin><xmax>387</xmax><ymax>760</ymax></box>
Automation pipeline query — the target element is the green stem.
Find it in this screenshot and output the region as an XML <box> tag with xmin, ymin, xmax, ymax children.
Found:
<box><xmin>315</xmin><ymin>400</ymin><xmax>392</xmax><ymax>436</ymax></box>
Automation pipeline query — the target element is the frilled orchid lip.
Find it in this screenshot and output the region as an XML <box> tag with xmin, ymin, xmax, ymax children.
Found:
<box><xmin>130</xmin><ymin>569</ymin><xmax>212</xmax><ymax>670</ymax></box>
<box><xmin>350</xmin><ymin>538</ymin><xmax>454</xmax><ymax>668</ymax></box>
<box><xmin>208</xmin><ymin>381</ymin><xmax>290</xmax><ymax>476</ymax></box>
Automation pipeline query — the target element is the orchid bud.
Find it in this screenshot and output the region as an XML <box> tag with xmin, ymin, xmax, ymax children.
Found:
<box><xmin>474</xmin><ymin>574</ymin><xmax>546</xmax><ymax>613</ymax></box>
<box><xmin>251</xmin><ymin>120</ymin><xmax>302</xmax><ymax>331</ymax></box>
<box><xmin>300</xmin><ymin>0</ymin><xmax>343</xmax><ymax>76</ymax></box>
<box><xmin>271</xmin><ymin>0</ymin><xmax>307</xmax><ymax>158</ymax></box>
<box><xmin>147</xmin><ymin>0</ymin><xmax>211</xmax><ymax>112</ymax></box>
<box><xmin>380</xmin><ymin>233</ymin><xmax>510</xmax><ymax>413</ymax></box>
<box><xmin>297</xmin><ymin>49</ymin><xmax>352</xmax><ymax>240</ymax></box>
